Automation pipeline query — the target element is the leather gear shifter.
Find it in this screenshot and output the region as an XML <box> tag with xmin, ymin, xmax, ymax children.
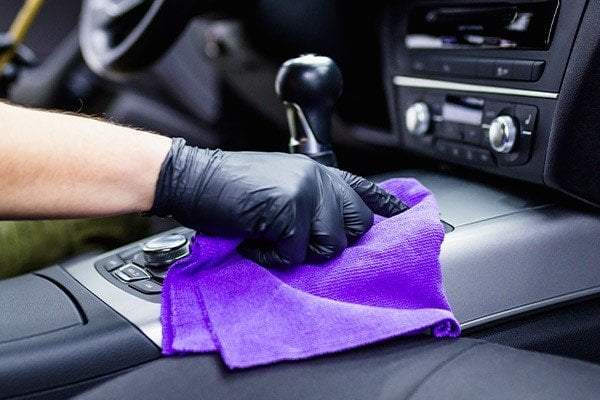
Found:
<box><xmin>276</xmin><ymin>54</ymin><xmax>342</xmax><ymax>167</ymax></box>
<box><xmin>149</xmin><ymin>138</ymin><xmax>408</xmax><ymax>267</ymax></box>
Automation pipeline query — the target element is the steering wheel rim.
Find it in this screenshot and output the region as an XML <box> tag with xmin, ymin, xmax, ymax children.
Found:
<box><xmin>80</xmin><ymin>0</ymin><xmax>199</xmax><ymax>80</ymax></box>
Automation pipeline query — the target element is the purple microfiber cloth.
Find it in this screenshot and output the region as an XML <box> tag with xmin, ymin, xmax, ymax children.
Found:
<box><xmin>161</xmin><ymin>178</ymin><xmax>460</xmax><ymax>368</ymax></box>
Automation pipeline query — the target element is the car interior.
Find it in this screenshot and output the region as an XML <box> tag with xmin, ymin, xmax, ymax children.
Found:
<box><xmin>1</xmin><ymin>0</ymin><xmax>599</xmax><ymax>399</ymax></box>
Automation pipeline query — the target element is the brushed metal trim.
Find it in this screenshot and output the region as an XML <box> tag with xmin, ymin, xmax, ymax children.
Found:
<box><xmin>63</xmin><ymin>227</ymin><xmax>191</xmax><ymax>347</ymax></box>
<box><xmin>461</xmin><ymin>286</ymin><xmax>600</xmax><ymax>331</ymax></box>
<box><xmin>66</xmin><ymin>256</ymin><xmax>163</xmax><ymax>346</ymax></box>
<box><xmin>64</xmin><ymin>222</ymin><xmax>600</xmax><ymax>344</ymax></box>
<box><xmin>393</xmin><ymin>76</ymin><xmax>559</xmax><ymax>99</ymax></box>
<box><xmin>67</xmin><ymin>244</ymin><xmax>600</xmax><ymax>342</ymax></box>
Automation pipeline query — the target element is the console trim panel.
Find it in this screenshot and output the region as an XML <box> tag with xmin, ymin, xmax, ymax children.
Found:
<box><xmin>65</xmin><ymin>172</ymin><xmax>600</xmax><ymax>349</ymax></box>
<box><xmin>393</xmin><ymin>76</ymin><xmax>559</xmax><ymax>99</ymax></box>
<box><xmin>63</xmin><ymin>228</ymin><xmax>192</xmax><ymax>347</ymax></box>
<box><xmin>67</xmin><ymin>258</ymin><xmax>162</xmax><ymax>346</ymax></box>
<box><xmin>461</xmin><ymin>287</ymin><xmax>600</xmax><ymax>331</ymax></box>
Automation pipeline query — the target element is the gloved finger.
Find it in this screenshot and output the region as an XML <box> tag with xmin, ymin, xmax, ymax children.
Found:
<box><xmin>1</xmin><ymin>63</ymin><xmax>18</xmax><ymax>84</ymax></box>
<box><xmin>307</xmin><ymin>191</ymin><xmax>348</xmax><ymax>262</ymax></box>
<box><xmin>239</xmin><ymin>204</ymin><xmax>311</xmax><ymax>267</ymax></box>
<box><xmin>0</xmin><ymin>33</ymin><xmax>37</xmax><ymax>66</ymax></box>
<box><xmin>238</xmin><ymin>239</ymin><xmax>295</xmax><ymax>269</ymax></box>
<box><xmin>239</xmin><ymin>233</ymin><xmax>309</xmax><ymax>268</ymax></box>
<box><xmin>331</xmin><ymin>168</ymin><xmax>409</xmax><ymax>217</ymax></box>
<box><xmin>12</xmin><ymin>45</ymin><xmax>37</xmax><ymax>67</ymax></box>
<box><xmin>340</xmin><ymin>183</ymin><xmax>374</xmax><ymax>243</ymax></box>
<box><xmin>0</xmin><ymin>34</ymin><xmax>13</xmax><ymax>51</ymax></box>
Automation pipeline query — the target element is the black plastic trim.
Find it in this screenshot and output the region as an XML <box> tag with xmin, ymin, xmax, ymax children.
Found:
<box><xmin>0</xmin><ymin>266</ymin><xmax>160</xmax><ymax>399</ymax></box>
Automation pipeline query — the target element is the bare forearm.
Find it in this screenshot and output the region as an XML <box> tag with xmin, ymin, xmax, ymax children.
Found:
<box><xmin>0</xmin><ymin>103</ymin><xmax>171</xmax><ymax>219</ymax></box>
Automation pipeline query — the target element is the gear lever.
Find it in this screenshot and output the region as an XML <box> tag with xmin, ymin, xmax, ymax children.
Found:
<box><xmin>275</xmin><ymin>54</ymin><xmax>342</xmax><ymax>167</ymax></box>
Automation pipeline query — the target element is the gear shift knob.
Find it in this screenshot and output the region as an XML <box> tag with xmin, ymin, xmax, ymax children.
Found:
<box><xmin>275</xmin><ymin>54</ymin><xmax>342</xmax><ymax>167</ymax></box>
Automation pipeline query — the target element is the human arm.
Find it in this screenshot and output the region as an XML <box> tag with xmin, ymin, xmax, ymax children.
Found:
<box><xmin>0</xmin><ymin>102</ymin><xmax>407</xmax><ymax>266</ymax></box>
<box><xmin>0</xmin><ymin>102</ymin><xmax>171</xmax><ymax>219</ymax></box>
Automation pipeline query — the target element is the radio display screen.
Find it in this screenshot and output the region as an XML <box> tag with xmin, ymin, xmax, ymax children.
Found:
<box><xmin>406</xmin><ymin>1</ymin><xmax>559</xmax><ymax>50</ymax></box>
<box><xmin>442</xmin><ymin>96</ymin><xmax>484</xmax><ymax>126</ymax></box>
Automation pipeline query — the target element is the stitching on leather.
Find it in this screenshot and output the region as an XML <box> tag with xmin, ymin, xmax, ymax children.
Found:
<box><xmin>404</xmin><ymin>341</ymin><xmax>486</xmax><ymax>400</ymax></box>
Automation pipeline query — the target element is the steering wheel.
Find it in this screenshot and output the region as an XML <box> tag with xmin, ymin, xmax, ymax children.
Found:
<box><xmin>79</xmin><ymin>0</ymin><xmax>204</xmax><ymax>79</ymax></box>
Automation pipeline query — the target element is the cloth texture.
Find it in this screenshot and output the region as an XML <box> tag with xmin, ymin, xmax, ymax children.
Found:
<box><xmin>161</xmin><ymin>178</ymin><xmax>460</xmax><ymax>368</ymax></box>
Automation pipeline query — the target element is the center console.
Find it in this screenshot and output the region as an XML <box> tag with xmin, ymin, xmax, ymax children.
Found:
<box><xmin>2</xmin><ymin>168</ymin><xmax>599</xmax><ymax>399</ymax></box>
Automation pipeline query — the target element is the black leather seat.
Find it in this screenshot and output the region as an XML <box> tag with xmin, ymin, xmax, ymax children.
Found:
<box><xmin>77</xmin><ymin>337</ymin><xmax>600</xmax><ymax>400</ymax></box>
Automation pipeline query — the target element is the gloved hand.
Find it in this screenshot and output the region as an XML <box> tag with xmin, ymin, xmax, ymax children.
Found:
<box><xmin>149</xmin><ymin>138</ymin><xmax>408</xmax><ymax>267</ymax></box>
<box><xmin>0</xmin><ymin>34</ymin><xmax>37</xmax><ymax>93</ymax></box>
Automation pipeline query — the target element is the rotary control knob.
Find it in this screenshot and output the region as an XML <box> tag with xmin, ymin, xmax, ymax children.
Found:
<box><xmin>405</xmin><ymin>102</ymin><xmax>431</xmax><ymax>137</ymax></box>
<box><xmin>488</xmin><ymin>115</ymin><xmax>518</xmax><ymax>153</ymax></box>
<box><xmin>142</xmin><ymin>234</ymin><xmax>190</xmax><ymax>267</ymax></box>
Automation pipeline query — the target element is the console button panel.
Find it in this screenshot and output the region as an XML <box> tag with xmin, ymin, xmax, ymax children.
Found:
<box><xmin>129</xmin><ymin>280</ymin><xmax>163</xmax><ymax>295</ymax></box>
<box><xmin>113</xmin><ymin>264</ymin><xmax>150</xmax><ymax>282</ymax></box>
<box><xmin>99</xmin><ymin>255</ymin><xmax>123</xmax><ymax>272</ymax></box>
<box><xmin>435</xmin><ymin>140</ymin><xmax>495</xmax><ymax>166</ymax></box>
<box><xmin>94</xmin><ymin>229</ymin><xmax>195</xmax><ymax>302</ymax></box>
<box><xmin>405</xmin><ymin>94</ymin><xmax>537</xmax><ymax>168</ymax></box>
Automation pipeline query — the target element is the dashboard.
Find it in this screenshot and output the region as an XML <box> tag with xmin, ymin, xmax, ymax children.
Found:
<box><xmin>226</xmin><ymin>0</ymin><xmax>599</xmax><ymax>206</ymax></box>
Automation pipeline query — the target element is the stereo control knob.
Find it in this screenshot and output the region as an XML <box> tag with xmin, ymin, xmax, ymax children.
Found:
<box><xmin>142</xmin><ymin>234</ymin><xmax>190</xmax><ymax>267</ymax></box>
<box><xmin>405</xmin><ymin>102</ymin><xmax>431</xmax><ymax>137</ymax></box>
<box><xmin>488</xmin><ymin>115</ymin><xmax>518</xmax><ymax>153</ymax></box>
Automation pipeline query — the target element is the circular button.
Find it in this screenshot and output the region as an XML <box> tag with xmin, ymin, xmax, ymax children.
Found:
<box><xmin>488</xmin><ymin>115</ymin><xmax>518</xmax><ymax>153</ymax></box>
<box><xmin>142</xmin><ymin>234</ymin><xmax>190</xmax><ymax>267</ymax></box>
<box><xmin>405</xmin><ymin>102</ymin><xmax>431</xmax><ymax>137</ymax></box>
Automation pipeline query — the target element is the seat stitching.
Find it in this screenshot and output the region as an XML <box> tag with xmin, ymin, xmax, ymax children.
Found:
<box><xmin>404</xmin><ymin>341</ymin><xmax>486</xmax><ymax>400</ymax></box>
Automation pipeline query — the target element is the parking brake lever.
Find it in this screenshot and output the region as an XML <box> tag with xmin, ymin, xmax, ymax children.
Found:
<box><xmin>275</xmin><ymin>54</ymin><xmax>342</xmax><ymax>167</ymax></box>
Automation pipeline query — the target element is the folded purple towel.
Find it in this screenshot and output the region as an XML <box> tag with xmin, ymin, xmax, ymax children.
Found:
<box><xmin>161</xmin><ymin>178</ymin><xmax>460</xmax><ymax>368</ymax></box>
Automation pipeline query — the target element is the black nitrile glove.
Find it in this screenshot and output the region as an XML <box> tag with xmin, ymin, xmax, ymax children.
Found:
<box><xmin>0</xmin><ymin>34</ymin><xmax>37</xmax><ymax>94</ymax></box>
<box><xmin>149</xmin><ymin>138</ymin><xmax>408</xmax><ymax>267</ymax></box>
<box><xmin>0</xmin><ymin>35</ymin><xmax>11</xmax><ymax>51</ymax></box>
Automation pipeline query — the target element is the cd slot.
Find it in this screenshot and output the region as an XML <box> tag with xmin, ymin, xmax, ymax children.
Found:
<box><xmin>425</xmin><ymin>5</ymin><xmax>517</xmax><ymax>26</ymax></box>
<box><xmin>406</xmin><ymin>1</ymin><xmax>560</xmax><ymax>50</ymax></box>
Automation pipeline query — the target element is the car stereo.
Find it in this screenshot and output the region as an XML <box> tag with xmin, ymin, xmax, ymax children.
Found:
<box><xmin>404</xmin><ymin>94</ymin><xmax>537</xmax><ymax>168</ymax></box>
<box><xmin>381</xmin><ymin>0</ymin><xmax>600</xmax><ymax>206</ymax></box>
<box><xmin>406</xmin><ymin>1</ymin><xmax>560</xmax><ymax>50</ymax></box>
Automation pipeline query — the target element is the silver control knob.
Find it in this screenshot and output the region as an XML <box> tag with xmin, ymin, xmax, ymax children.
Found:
<box><xmin>142</xmin><ymin>234</ymin><xmax>190</xmax><ymax>267</ymax></box>
<box><xmin>405</xmin><ymin>102</ymin><xmax>431</xmax><ymax>137</ymax></box>
<box><xmin>488</xmin><ymin>116</ymin><xmax>518</xmax><ymax>153</ymax></box>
